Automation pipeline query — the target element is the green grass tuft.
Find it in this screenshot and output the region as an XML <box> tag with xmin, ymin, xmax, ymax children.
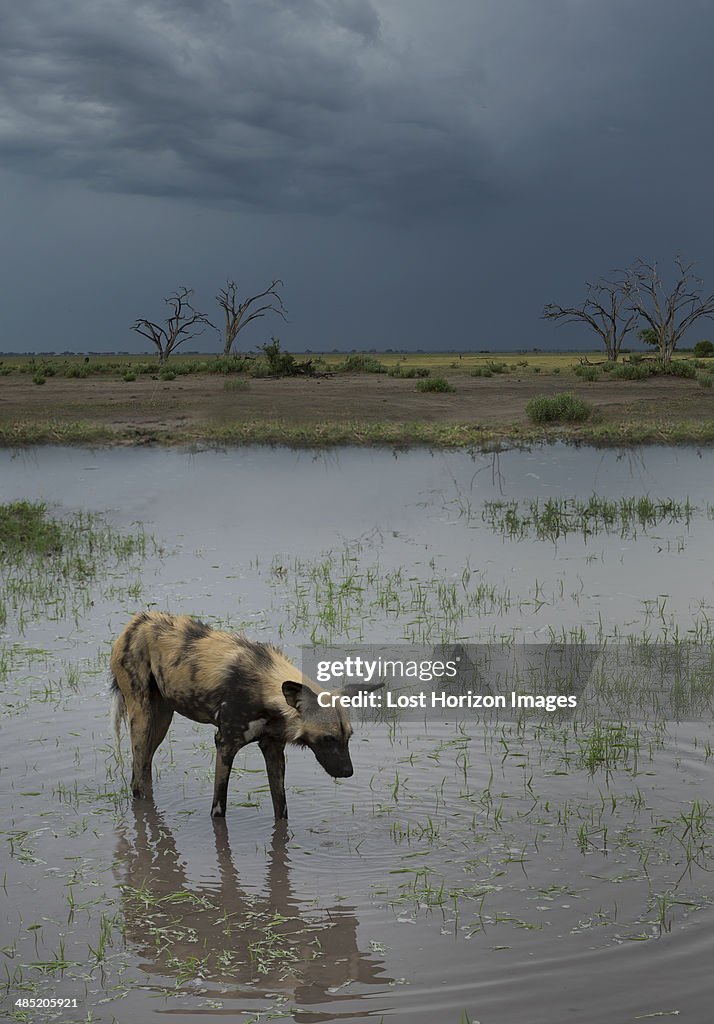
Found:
<box><xmin>387</xmin><ymin>365</ymin><xmax>431</xmax><ymax>378</ymax></box>
<box><xmin>526</xmin><ymin>393</ymin><xmax>593</xmax><ymax>424</ymax></box>
<box><xmin>416</xmin><ymin>377</ymin><xmax>456</xmax><ymax>393</ymax></box>
<box><xmin>337</xmin><ymin>354</ymin><xmax>388</xmax><ymax>373</ymax></box>
<box><xmin>0</xmin><ymin>502</ymin><xmax>65</xmax><ymax>559</ymax></box>
<box><xmin>574</xmin><ymin>365</ymin><xmax>599</xmax><ymax>382</ymax></box>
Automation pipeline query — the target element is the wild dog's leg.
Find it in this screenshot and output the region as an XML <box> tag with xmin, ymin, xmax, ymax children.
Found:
<box><xmin>145</xmin><ymin>691</ymin><xmax>174</xmax><ymax>765</ymax></box>
<box><xmin>211</xmin><ymin>731</ymin><xmax>242</xmax><ymax>818</ymax></box>
<box><xmin>259</xmin><ymin>736</ymin><xmax>288</xmax><ymax>820</ymax></box>
<box><xmin>125</xmin><ymin>695</ymin><xmax>155</xmax><ymax>799</ymax></box>
<box><xmin>123</xmin><ymin>692</ymin><xmax>172</xmax><ymax>799</ymax></box>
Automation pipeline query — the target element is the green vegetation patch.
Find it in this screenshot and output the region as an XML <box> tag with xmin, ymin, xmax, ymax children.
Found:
<box><xmin>526</xmin><ymin>393</ymin><xmax>593</xmax><ymax>424</ymax></box>
<box><xmin>387</xmin><ymin>365</ymin><xmax>431</xmax><ymax>378</ymax></box>
<box><xmin>609</xmin><ymin>363</ymin><xmax>652</xmax><ymax>381</ymax></box>
<box><xmin>3</xmin><ymin>415</ymin><xmax>714</xmax><ymax>450</ymax></box>
<box><xmin>0</xmin><ymin>502</ymin><xmax>66</xmax><ymax>560</ymax></box>
<box><xmin>573</xmin><ymin>365</ymin><xmax>599</xmax><ymax>381</ymax></box>
<box><xmin>210</xmin><ymin>355</ymin><xmax>251</xmax><ymax>374</ymax></box>
<box><xmin>480</xmin><ymin>494</ymin><xmax>697</xmax><ymax>542</ymax></box>
<box><xmin>337</xmin><ymin>354</ymin><xmax>388</xmax><ymax>373</ymax></box>
<box><xmin>223</xmin><ymin>378</ymin><xmax>250</xmax><ymax>392</ymax></box>
<box><xmin>0</xmin><ymin>500</ymin><xmax>152</xmax><ymax>630</ymax></box>
<box><xmin>471</xmin><ymin>361</ymin><xmax>510</xmax><ymax>378</ymax></box>
<box><xmin>416</xmin><ymin>376</ymin><xmax>456</xmax><ymax>393</ymax></box>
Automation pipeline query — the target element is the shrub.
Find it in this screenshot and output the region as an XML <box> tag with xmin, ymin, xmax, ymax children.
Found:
<box><xmin>32</xmin><ymin>373</ymin><xmax>46</xmax><ymax>386</ymax></box>
<box><xmin>122</xmin><ymin>372</ymin><xmax>137</xmax><ymax>383</ymax></box>
<box><xmin>248</xmin><ymin>360</ymin><xmax>272</xmax><ymax>378</ymax></box>
<box><xmin>628</xmin><ymin>352</ymin><xmax>644</xmax><ymax>364</ymax></box>
<box><xmin>159</xmin><ymin>368</ymin><xmax>176</xmax><ymax>381</ymax></box>
<box><xmin>610</xmin><ymin>363</ymin><xmax>651</xmax><ymax>381</ymax></box>
<box><xmin>388</xmin><ymin>365</ymin><xmax>430</xmax><ymax>378</ymax></box>
<box><xmin>667</xmin><ymin>359</ymin><xmax>697</xmax><ymax>379</ymax></box>
<box><xmin>257</xmin><ymin>337</ymin><xmax>297</xmax><ymax>376</ymax></box>
<box><xmin>416</xmin><ymin>377</ymin><xmax>455</xmax><ymax>393</ymax></box>
<box><xmin>337</xmin><ymin>354</ymin><xmax>387</xmax><ymax>373</ymax></box>
<box><xmin>697</xmin><ymin>372</ymin><xmax>713</xmax><ymax>388</ymax></box>
<box><xmin>212</xmin><ymin>355</ymin><xmax>250</xmax><ymax>374</ymax></box>
<box><xmin>471</xmin><ymin>360</ymin><xmax>509</xmax><ymax>377</ymax></box>
<box><xmin>694</xmin><ymin>340</ymin><xmax>714</xmax><ymax>358</ymax></box>
<box><xmin>168</xmin><ymin>361</ymin><xmax>193</xmax><ymax>376</ymax></box>
<box><xmin>526</xmin><ymin>393</ymin><xmax>593</xmax><ymax>424</ymax></box>
<box><xmin>64</xmin><ymin>364</ymin><xmax>89</xmax><ymax>379</ymax></box>
<box><xmin>574</xmin><ymin>365</ymin><xmax>599</xmax><ymax>381</ymax></box>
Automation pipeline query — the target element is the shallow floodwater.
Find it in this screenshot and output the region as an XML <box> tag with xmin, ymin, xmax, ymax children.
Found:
<box><xmin>1</xmin><ymin>444</ymin><xmax>713</xmax><ymax>1023</ymax></box>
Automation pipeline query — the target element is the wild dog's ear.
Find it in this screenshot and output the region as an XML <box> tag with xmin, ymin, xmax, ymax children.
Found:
<box><xmin>342</xmin><ymin>680</ymin><xmax>385</xmax><ymax>696</ymax></box>
<box><xmin>282</xmin><ymin>680</ymin><xmax>317</xmax><ymax>713</ymax></box>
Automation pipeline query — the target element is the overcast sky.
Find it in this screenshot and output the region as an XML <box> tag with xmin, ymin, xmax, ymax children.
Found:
<box><xmin>1</xmin><ymin>0</ymin><xmax>713</xmax><ymax>354</ymax></box>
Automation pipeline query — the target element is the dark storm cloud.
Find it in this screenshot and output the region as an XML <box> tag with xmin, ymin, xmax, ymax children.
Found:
<box><xmin>0</xmin><ymin>0</ymin><xmax>502</xmax><ymax>217</ymax></box>
<box><xmin>4</xmin><ymin>0</ymin><xmax>714</xmax><ymax>223</ymax></box>
<box><xmin>2</xmin><ymin>1</ymin><xmax>714</xmax><ymax>353</ymax></box>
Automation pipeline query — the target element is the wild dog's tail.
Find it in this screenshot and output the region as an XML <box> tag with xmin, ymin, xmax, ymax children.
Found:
<box><xmin>110</xmin><ymin>675</ymin><xmax>127</xmax><ymax>749</ymax></box>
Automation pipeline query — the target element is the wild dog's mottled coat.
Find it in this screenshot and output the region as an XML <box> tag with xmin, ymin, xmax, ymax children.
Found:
<box><xmin>110</xmin><ymin>611</ymin><xmax>354</xmax><ymax>818</ymax></box>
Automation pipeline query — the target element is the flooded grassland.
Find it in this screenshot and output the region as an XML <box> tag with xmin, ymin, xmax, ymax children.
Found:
<box><xmin>1</xmin><ymin>444</ymin><xmax>713</xmax><ymax>1023</ymax></box>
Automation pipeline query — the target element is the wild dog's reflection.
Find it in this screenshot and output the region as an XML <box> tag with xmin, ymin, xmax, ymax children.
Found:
<box><xmin>115</xmin><ymin>806</ymin><xmax>389</xmax><ymax>1015</ymax></box>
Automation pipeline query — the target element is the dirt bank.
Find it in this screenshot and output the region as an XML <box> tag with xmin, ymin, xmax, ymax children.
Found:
<box><xmin>1</xmin><ymin>369</ymin><xmax>712</xmax><ymax>445</ymax></box>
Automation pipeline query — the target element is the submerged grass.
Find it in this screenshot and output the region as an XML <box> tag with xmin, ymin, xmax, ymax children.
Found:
<box><xmin>478</xmin><ymin>494</ymin><xmax>697</xmax><ymax>541</ymax></box>
<box><xmin>268</xmin><ymin>544</ymin><xmax>526</xmax><ymax>643</ymax></box>
<box><xmin>0</xmin><ymin>500</ymin><xmax>153</xmax><ymax>631</ymax></box>
<box><xmin>0</xmin><ymin>502</ymin><xmax>66</xmax><ymax>559</ymax></box>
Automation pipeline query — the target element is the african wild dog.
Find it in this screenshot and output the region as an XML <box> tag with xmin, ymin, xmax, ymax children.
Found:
<box><xmin>110</xmin><ymin>611</ymin><xmax>370</xmax><ymax>818</ymax></box>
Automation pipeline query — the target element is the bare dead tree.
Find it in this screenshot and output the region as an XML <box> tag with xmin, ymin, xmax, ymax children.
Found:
<box><xmin>131</xmin><ymin>288</ymin><xmax>214</xmax><ymax>363</ymax></box>
<box><xmin>543</xmin><ymin>275</ymin><xmax>636</xmax><ymax>362</ymax></box>
<box><xmin>216</xmin><ymin>279</ymin><xmax>287</xmax><ymax>357</ymax></box>
<box><xmin>624</xmin><ymin>256</ymin><xmax>714</xmax><ymax>367</ymax></box>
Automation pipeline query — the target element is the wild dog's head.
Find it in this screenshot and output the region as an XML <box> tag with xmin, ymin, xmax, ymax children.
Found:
<box><xmin>282</xmin><ymin>681</ymin><xmax>355</xmax><ymax>778</ymax></box>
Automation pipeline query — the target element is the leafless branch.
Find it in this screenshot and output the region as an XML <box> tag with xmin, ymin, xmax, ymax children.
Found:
<box><xmin>131</xmin><ymin>287</ymin><xmax>214</xmax><ymax>362</ymax></box>
<box><xmin>626</xmin><ymin>256</ymin><xmax>714</xmax><ymax>364</ymax></box>
<box><xmin>216</xmin><ymin>279</ymin><xmax>288</xmax><ymax>357</ymax></box>
<box><xmin>543</xmin><ymin>275</ymin><xmax>635</xmax><ymax>361</ymax></box>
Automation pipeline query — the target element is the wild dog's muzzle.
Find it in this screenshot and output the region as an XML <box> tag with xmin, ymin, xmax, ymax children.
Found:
<box><xmin>311</xmin><ymin>738</ymin><xmax>354</xmax><ymax>778</ymax></box>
